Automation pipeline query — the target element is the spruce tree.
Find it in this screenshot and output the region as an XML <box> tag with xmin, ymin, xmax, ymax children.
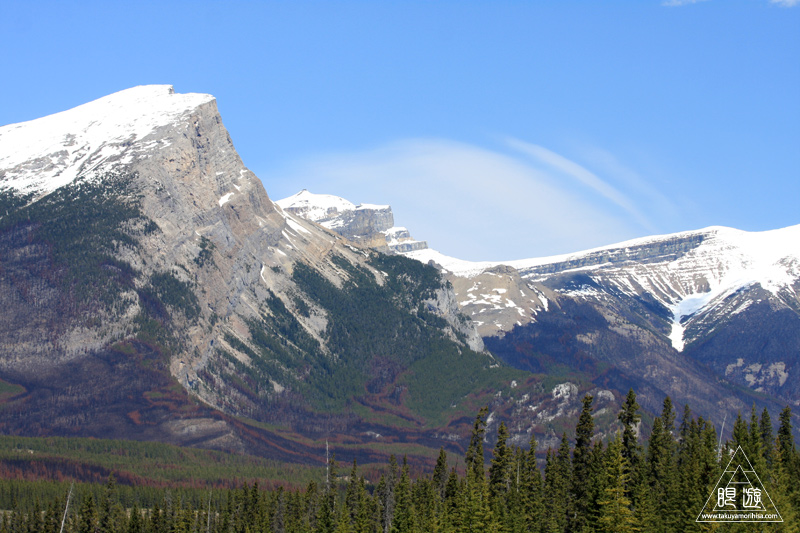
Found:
<box><xmin>542</xmin><ymin>435</ymin><xmax>571</xmax><ymax>533</ymax></box>
<box><xmin>618</xmin><ymin>389</ymin><xmax>642</xmax><ymax>468</ymax></box>
<box><xmin>570</xmin><ymin>394</ymin><xmax>594</xmax><ymax>533</ymax></box>
<box><xmin>489</xmin><ymin>421</ymin><xmax>512</xmax><ymax>500</ymax></box>
<box><xmin>393</xmin><ymin>458</ymin><xmax>416</xmax><ymax>533</ymax></box>
<box><xmin>463</xmin><ymin>407</ymin><xmax>494</xmax><ymax>532</ymax></box>
<box><xmin>432</xmin><ymin>448</ymin><xmax>448</xmax><ymax>501</ymax></box>
<box><xmin>597</xmin><ymin>434</ymin><xmax>636</xmax><ymax>533</ymax></box>
<box><xmin>520</xmin><ymin>438</ymin><xmax>544</xmax><ymax>532</ymax></box>
<box><xmin>466</xmin><ymin>407</ymin><xmax>488</xmax><ymax>481</ymax></box>
<box><xmin>128</xmin><ymin>501</ymin><xmax>143</xmax><ymax>533</ymax></box>
<box><xmin>77</xmin><ymin>495</ymin><xmax>98</xmax><ymax>533</ymax></box>
<box><xmin>346</xmin><ymin>460</ymin><xmax>361</xmax><ymax>526</ymax></box>
<box><xmin>760</xmin><ymin>407</ymin><xmax>775</xmax><ymax>469</ymax></box>
<box><xmin>777</xmin><ymin>407</ymin><xmax>795</xmax><ymax>466</ymax></box>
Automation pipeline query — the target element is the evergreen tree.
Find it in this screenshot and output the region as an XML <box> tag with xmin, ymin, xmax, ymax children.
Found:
<box><xmin>489</xmin><ymin>421</ymin><xmax>512</xmax><ymax>500</ymax></box>
<box><xmin>443</xmin><ymin>467</ymin><xmax>462</xmax><ymax>533</ymax></box>
<box><xmin>542</xmin><ymin>435</ymin><xmax>570</xmax><ymax>533</ymax></box>
<box><xmin>732</xmin><ymin>411</ymin><xmax>749</xmax><ymax>452</ymax></box>
<box><xmin>777</xmin><ymin>407</ymin><xmax>795</xmax><ymax>467</ymax></box>
<box><xmin>465</xmin><ymin>407</ymin><xmax>488</xmax><ymax>481</ymax></box>
<box><xmin>772</xmin><ymin>439</ymin><xmax>800</xmax><ymax>533</ymax></box>
<box><xmin>77</xmin><ymin>495</ymin><xmax>98</xmax><ymax>533</ymax></box>
<box><xmin>569</xmin><ymin>394</ymin><xmax>594</xmax><ymax>533</ymax></box>
<box><xmin>346</xmin><ymin>460</ymin><xmax>361</xmax><ymax>526</ymax></box>
<box><xmin>618</xmin><ymin>389</ymin><xmax>642</xmax><ymax>469</ymax></box>
<box><xmin>432</xmin><ymin>448</ymin><xmax>448</xmax><ymax>502</ymax></box>
<box><xmin>392</xmin><ymin>458</ymin><xmax>415</xmax><ymax>533</ymax></box>
<box><xmin>760</xmin><ymin>407</ymin><xmax>775</xmax><ymax>469</ymax></box>
<box><xmin>597</xmin><ymin>434</ymin><xmax>636</xmax><ymax>533</ymax></box>
<box><xmin>127</xmin><ymin>501</ymin><xmax>143</xmax><ymax>533</ymax></box>
<box><xmin>379</xmin><ymin>455</ymin><xmax>399</xmax><ymax>533</ymax></box>
<box><xmin>462</xmin><ymin>408</ymin><xmax>495</xmax><ymax>532</ymax></box>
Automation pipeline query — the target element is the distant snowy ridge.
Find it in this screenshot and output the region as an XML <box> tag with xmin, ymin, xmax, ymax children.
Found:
<box><xmin>0</xmin><ymin>85</ymin><xmax>214</xmax><ymax>196</ymax></box>
<box><xmin>407</xmin><ymin>225</ymin><xmax>800</xmax><ymax>280</ymax></box>
<box><xmin>407</xmin><ymin>224</ymin><xmax>800</xmax><ymax>351</ymax></box>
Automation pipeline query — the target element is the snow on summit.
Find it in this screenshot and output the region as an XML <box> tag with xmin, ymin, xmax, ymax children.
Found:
<box><xmin>275</xmin><ymin>190</ymin><xmax>357</xmax><ymax>221</ymax></box>
<box><xmin>0</xmin><ymin>85</ymin><xmax>214</xmax><ymax>195</ymax></box>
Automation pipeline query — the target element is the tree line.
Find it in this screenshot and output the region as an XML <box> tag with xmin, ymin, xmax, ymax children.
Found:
<box><xmin>1</xmin><ymin>390</ymin><xmax>798</xmax><ymax>532</ymax></box>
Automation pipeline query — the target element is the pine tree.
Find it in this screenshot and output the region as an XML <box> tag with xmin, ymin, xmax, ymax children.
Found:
<box><xmin>489</xmin><ymin>421</ymin><xmax>511</xmax><ymax>500</ymax></box>
<box><xmin>760</xmin><ymin>407</ymin><xmax>775</xmax><ymax>469</ymax></box>
<box><xmin>127</xmin><ymin>501</ymin><xmax>143</xmax><ymax>533</ymax></box>
<box><xmin>466</xmin><ymin>407</ymin><xmax>488</xmax><ymax>482</ymax></box>
<box><xmin>392</xmin><ymin>458</ymin><xmax>415</xmax><ymax>533</ymax></box>
<box><xmin>346</xmin><ymin>460</ymin><xmax>361</xmax><ymax>526</ymax></box>
<box><xmin>597</xmin><ymin>434</ymin><xmax>636</xmax><ymax>533</ymax></box>
<box><xmin>777</xmin><ymin>407</ymin><xmax>795</xmax><ymax>467</ymax></box>
<box><xmin>432</xmin><ymin>448</ymin><xmax>448</xmax><ymax>501</ymax></box>
<box><xmin>570</xmin><ymin>393</ymin><xmax>594</xmax><ymax>533</ymax></box>
<box><xmin>463</xmin><ymin>408</ymin><xmax>494</xmax><ymax>532</ymax></box>
<box><xmin>618</xmin><ymin>389</ymin><xmax>642</xmax><ymax>469</ymax></box>
<box><xmin>542</xmin><ymin>435</ymin><xmax>570</xmax><ymax>533</ymax></box>
<box><xmin>77</xmin><ymin>495</ymin><xmax>98</xmax><ymax>533</ymax></box>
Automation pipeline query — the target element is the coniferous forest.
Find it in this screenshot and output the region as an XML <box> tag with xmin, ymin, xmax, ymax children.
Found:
<box><xmin>1</xmin><ymin>391</ymin><xmax>798</xmax><ymax>532</ymax></box>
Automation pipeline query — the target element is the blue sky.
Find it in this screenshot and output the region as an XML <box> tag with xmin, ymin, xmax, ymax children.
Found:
<box><xmin>2</xmin><ymin>1</ymin><xmax>798</xmax><ymax>260</ymax></box>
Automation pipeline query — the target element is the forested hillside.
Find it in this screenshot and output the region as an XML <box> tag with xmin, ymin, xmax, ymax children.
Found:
<box><xmin>1</xmin><ymin>391</ymin><xmax>797</xmax><ymax>532</ymax></box>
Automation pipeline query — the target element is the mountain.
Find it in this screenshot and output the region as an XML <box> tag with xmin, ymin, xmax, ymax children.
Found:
<box><xmin>282</xmin><ymin>188</ymin><xmax>800</xmax><ymax>437</ymax></box>
<box><xmin>276</xmin><ymin>189</ymin><xmax>428</xmax><ymax>253</ymax></box>
<box><xmin>2</xmin><ymin>86</ymin><xmax>797</xmax><ymax>464</ymax></box>
<box><xmin>0</xmin><ymin>86</ymin><xmax>514</xmax><ymax>464</ymax></box>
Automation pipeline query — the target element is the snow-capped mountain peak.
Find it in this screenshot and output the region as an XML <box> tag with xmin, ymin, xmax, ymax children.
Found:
<box><xmin>276</xmin><ymin>190</ymin><xmax>427</xmax><ymax>253</ymax></box>
<box><xmin>275</xmin><ymin>190</ymin><xmax>358</xmax><ymax>225</ymax></box>
<box><xmin>0</xmin><ymin>85</ymin><xmax>214</xmax><ymax>196</ymax></box>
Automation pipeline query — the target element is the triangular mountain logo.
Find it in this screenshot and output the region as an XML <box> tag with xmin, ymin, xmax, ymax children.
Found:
<box><xmin>696</xmin><ymin>446</ymin><xmax>782</xmax><ymax>522</ymax></box>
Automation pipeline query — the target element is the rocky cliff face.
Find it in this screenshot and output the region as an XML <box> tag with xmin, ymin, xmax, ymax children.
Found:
<box><xmin>0</xmin><ymin>86</ymin><xmax>498</xmax><ymax>459</ymax></box>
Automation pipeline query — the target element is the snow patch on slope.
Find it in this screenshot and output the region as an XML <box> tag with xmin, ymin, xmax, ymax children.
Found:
<box><xmin>0</xmin><ymin>85</ymin><xmax>214</xmax><ymax>196</ymax></box>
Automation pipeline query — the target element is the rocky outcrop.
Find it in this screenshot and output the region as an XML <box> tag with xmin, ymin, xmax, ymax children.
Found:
<box><xmin>277</xmin><ymin>190</ymin><xmax>429</xmax><ymax>254</ymax></box>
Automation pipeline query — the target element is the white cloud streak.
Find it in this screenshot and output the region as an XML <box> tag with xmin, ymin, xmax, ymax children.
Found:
<box><xmin>263</xmin><ymin>138</ymin><xmax>668</xmax><ymax>261</ymax></box>
<box><xmin>662</xmin><ymin>0</ymin><xmax>710</xmax><ymax>6</ymax></box>
<box><xmin>505</xmin><ymin>139</ymin><xmax>655</xmax><ymax>231</ymax></box>
<box><xmin>770</xmin><ymin>0</ymin><xmax>799</xmax><ymax>6</ymax></box>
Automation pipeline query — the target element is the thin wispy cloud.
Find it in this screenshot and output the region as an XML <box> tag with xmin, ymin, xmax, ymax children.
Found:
<box><xmin>770</xmin><ymin>0</ymin><xmax>799</xmax><ymax>6</ymax></box>
<box><xmin>505</xmin><ymin>139</ymin><xmax>655</xmax><ymax>231</ymax></box>
<box><xmin>573</xmin><ymin>144</ymin><xmax>681</xmax><ymax>224</ymax></box>
<box><xmin>264</xmin><ymin>138</ymin><xmax>674</xmax><ymax>261</ymax></box>
<box><xmin>662</xmin><ymin>0</ymin><xmax>710</xmax><ymax>6</ymax></box>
